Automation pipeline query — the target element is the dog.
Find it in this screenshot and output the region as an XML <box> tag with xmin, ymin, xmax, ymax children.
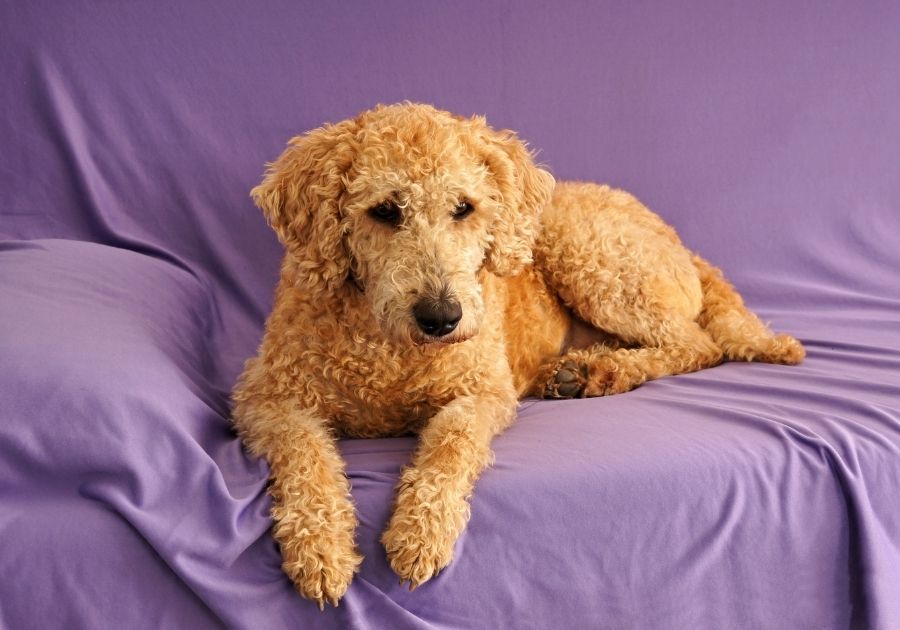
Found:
<box><xmin>231</xmin><ymin>102</ymin><xmax>804</xmax><ymax>608</ymax></box>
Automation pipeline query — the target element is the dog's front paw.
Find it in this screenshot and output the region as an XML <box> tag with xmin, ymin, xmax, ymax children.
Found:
<box><xmin>382</xmin><ymin>521</ymin><xmax>455</xmax><ymax>589</ymax></box>
<box><xmin>272</xmin><ymin>497</ymin><xmax>362</xmax><ymax>609</ymax></box>
<box><xmin>381</xmin><ymin>470</ymin><xmax>465</xmax><ymax>589</ymax></box>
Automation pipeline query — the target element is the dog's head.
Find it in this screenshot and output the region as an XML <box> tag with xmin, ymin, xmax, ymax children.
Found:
<box><xmin>252</xmin><ymin>102</ymin><xmax>555</xmax><ymax>345</ymax></box>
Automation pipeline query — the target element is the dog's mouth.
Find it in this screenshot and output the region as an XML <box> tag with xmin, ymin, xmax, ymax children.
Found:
<box><xmin>411</xmin><ymin>330</ymin><xmax>473</xmax><ymax>347</ymax></box>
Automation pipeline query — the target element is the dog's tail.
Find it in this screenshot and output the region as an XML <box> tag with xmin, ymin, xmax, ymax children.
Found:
<box><xmin>692</xmin><ymin>255</ymin><xmax>805</xmax><ymax>364</ymax></box>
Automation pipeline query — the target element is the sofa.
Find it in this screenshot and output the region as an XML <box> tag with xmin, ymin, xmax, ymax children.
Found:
<box><xmin>2</xmin><ymin>2</ymin><xmax>899</xmax><ymax>628</ymax></box>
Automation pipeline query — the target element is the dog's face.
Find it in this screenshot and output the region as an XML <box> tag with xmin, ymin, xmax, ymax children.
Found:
<box><xmin>252</xmin><ymin>103</ymin><xmax>554</xmax><ymax>346</ymax></box>
<box><xmin>341</xmin><ymin>110</ymin><xmax>517</xmax><ymax>345</ymax></box>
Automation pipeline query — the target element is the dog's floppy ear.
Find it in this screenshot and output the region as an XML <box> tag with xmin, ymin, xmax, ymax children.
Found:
<box><xmin>475</xmin><ymin>120</ymin><xmax>555</xmax><ymax>276</ymax></box>
<box><xmin>251</xmin><ymin>118</ymin><xmax>359</xmax><ymax>292</ymax></box>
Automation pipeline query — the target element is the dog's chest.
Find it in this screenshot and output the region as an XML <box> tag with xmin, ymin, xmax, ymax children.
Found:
<box><xmin>311</xmin><ymin>334</ymin><xmax>477</xmax><ymax>438</ymax></box>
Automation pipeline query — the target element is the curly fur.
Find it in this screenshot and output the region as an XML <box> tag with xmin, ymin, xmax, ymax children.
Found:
<box><xmin>231</xmin><ymin>102</ymin><xmax>804</xmax><ymax>607</ymax></box>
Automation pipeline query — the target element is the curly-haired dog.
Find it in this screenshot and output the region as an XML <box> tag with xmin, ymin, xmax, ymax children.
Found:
<box><xmin>231</xmin><ymin>102</ymin><xmax>804</xmax><ymax>607</ymax></box>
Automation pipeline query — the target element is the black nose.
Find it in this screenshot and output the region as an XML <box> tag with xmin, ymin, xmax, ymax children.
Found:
<box><xmin>413</xmin><ymin>298</ymin><xmax>462</xmax><ymax>337</ymax></box>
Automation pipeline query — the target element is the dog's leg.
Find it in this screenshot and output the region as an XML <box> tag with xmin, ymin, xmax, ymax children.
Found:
<box><xmin>692</xmin><ymin>254</ymin><xmax>805</xmax><ymax>364</ymax></box>
<box><xmin>539</xmin><ymin>317</ymin><xmax>724</xmax><ymax>398</ymax></box>
<box><xmin>381</xmin><ymin>392</ymin><xmax>515</xmax><ymax>588</ymax></box>
<box><xmin>232</xmin><ymin>399</ymin><xmax>361</xmax><ymax>608</ymax></box>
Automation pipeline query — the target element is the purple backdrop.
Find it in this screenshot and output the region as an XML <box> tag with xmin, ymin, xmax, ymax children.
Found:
<box><xmin>2</xmin><ymin>1</ymin><xmax>899</xmax><ymax>628</ymax></box>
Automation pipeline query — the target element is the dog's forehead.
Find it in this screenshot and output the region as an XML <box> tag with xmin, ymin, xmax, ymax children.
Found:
<box><xmin>346</xmin><ymin>163</ymin><xmax>489</xmax><ymax>206</ymax></box>
<box><xmin>353</xmin><ymin>107</ymin><xmax>478</xmax><ymax>166</ymax></box>
<box><xmin>346</xmin><ymin>133</ymin><xmax>489</xmax><ymax>204</ymax></box>
<box><xmin>356</xmin><ymin>126</ymin><xmax>472</xmax><ymax>167</ymax></box>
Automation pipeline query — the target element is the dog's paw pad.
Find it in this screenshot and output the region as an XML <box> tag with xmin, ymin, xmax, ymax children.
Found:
<box><xmin>544</xmin><ymin>360</ymin><xmax>588</xmax><ymax>399</ymax></box>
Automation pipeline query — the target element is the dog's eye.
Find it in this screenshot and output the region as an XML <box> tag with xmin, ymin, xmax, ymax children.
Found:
<box><xmin>452</xmin><ymin>200</ymin><xmax>475</xmax><ymax>220</ymax></box>
<box><xmin>369</xmin><ymin>201</ymin><xmax>401</xmax><ymax>227</ymax></box>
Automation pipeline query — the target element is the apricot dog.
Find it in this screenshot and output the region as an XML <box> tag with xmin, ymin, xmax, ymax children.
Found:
<box><xmin>232</xmin><ymin>102</ymin><xmax>804</xmax><ymax>607</ymax></box>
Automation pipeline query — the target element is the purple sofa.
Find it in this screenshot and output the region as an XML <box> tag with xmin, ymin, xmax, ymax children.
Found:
<box><xmin>2</xmin><ymin>2</ymin><xmax>899</xmax><ymax>628</ymax></box>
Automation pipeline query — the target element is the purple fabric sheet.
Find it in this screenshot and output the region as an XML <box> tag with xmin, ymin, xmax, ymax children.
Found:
<box><xmin>2</xmin><ymin>1</ymin><xmax>899</xmax><ymax>628</ymax></box>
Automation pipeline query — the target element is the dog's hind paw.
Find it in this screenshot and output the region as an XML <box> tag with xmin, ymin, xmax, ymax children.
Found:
<box><xmin>543</xmin><ymin>360</ymin><xmax>588</xmax><ymax>399</ymax></box>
